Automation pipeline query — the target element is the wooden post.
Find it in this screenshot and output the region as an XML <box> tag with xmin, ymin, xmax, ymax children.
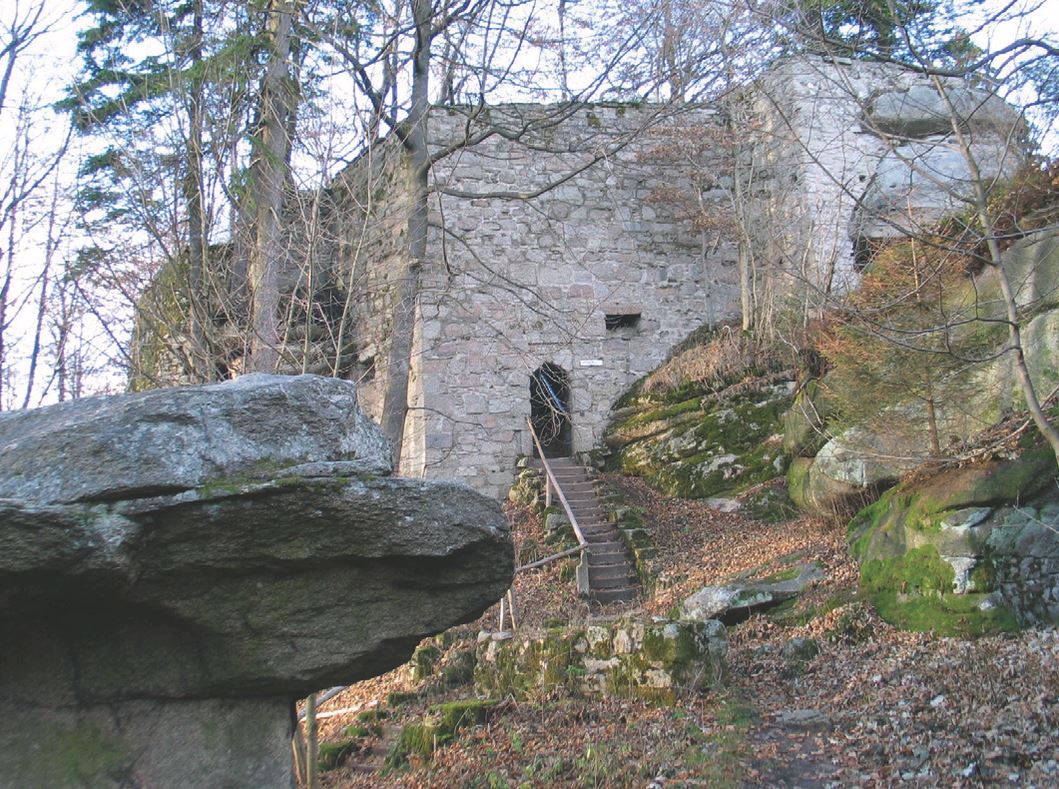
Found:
<box><xmin>498</xmin><ymin>594</ymin><xmax>507</xmax><ymax>631</ymax></box>
<box><xmin>291</xmin><ymin>725</ymin><xmax>308</xmax><ymax>786</ymax></box>
<box><xmin>306</xmin><ymin>693</ymin><xmax>320</xmax><ymax>789</ymax></box>
<box><xmin>506</xmin><ymin>588</ymin><xmax>517</xmax><ymax>630</ymax></box>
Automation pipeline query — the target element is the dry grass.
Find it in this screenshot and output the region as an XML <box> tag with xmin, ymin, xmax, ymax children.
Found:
<box><xmin>641</xmin><ymin>326</ymin><xmax>784</xmax><ymax>397</ymax></box>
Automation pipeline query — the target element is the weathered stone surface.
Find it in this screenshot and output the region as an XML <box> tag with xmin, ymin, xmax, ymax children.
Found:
<box><xmin>857</xmin><ymin>137</ymin><xmax>1019</xmax><ymax>239</ymax></box>
<box><xmin>0</xmin><ymin>373</ymin><xmax>392</xmax><ymax>504</ymax></box>
<box><xmin>787</xmin><ymin>455</ymin><xmax>871</xmax><ymax>517</ymax></box>
<box><xmin>474</xmin><ymin>618</ymin><xmax>727</xmax><ymax>701</ymax></box>
<box><xmin>867</xmin><ymin>85</ymin><xmax>1021</xmax><ymax>138</ymax></box>
<box><xmin>0</xmin><ymin>375</ymin><xmax>512</xmax><ymax>787</ymax></box>
<box><xmin>849</xmin><ymin>447</ymin><xmax>1059</xmax><ymax>629</ymax></box>
<box><xmin>681</xmin><ymin>563</ymin><xmax>824</xmax><ymax>625</ymax></box>
<box><xmin>782</xmin><ymin>380</ymin><xmax>830</xmax><ymax>457</ymax></box>
<box><xmin>606</xmin><ymin>380</ymin><xmax>793</xmax><ymax>500</ymax></box>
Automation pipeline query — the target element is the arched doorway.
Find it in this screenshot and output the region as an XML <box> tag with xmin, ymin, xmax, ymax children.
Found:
<box><xmin>529</xmin><ymin>363</ymin><xmax>571</xmax><ymax>458</ymax></box>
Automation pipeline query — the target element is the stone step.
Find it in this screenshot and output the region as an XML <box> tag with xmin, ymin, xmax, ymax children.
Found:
<box><xmin>570</xmin><ymin>504</ymin><xmax>605</xmax><ymax>514</ymax></box>
<box><xmin>588</xmin><ymin>559</ymin><xmax>626</xmax><ymax>571</ymax></box>
<box><xmin>581</xmin><ymin>526</ymin><xmax>617</xmax><ymax>538</ymax></box>
<box><xmin>588</xmin><ymin>564</ymin><xmax>635</xmax><ymax>582</ymax></box>
<box><xmin>586</xmin><ymin>541</ymin><xmax>622</xmax><ymax>553</ymax></box>
<box><xmin>578</xmin><ymin>524</ymin><xmax>610</xmax><ymax>534</ymax></box>
<box><xmin>535</xmin><ymin>458</ymin><xmax>640</xmax><ymax>605</ymax></box>
<box><xmin>572</xmin><ymin>511</ymin><xmax>606</xmax><ymax>522</ymax></box>
<box><xmin>589</xmin><ymin>556</ymin><xmax>632</xmax><ymax>569</ymax></box>
<box><xmin>591</xmin><ymin>587</ymin><xmax>638</xmax><ymax>605</ymax></box>
<box><xmin>592</xmin><ymin>574</ymin><xmax>637</xmax><ymax>591</ymax></box>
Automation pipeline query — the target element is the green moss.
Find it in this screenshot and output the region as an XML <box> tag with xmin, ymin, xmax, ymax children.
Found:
<box><xmin>411</xmin><ymin>644</ymin><xmax>441</xmax><ymax>682</ymax></box>
<box><xmin>861</xmin><ymin>545</ymin><xmax>955</xmax><ymax>597</ymax></box>
<box><xmin>441</xmin><ymin>648</ymin><xmax>477</xmax><ymax>687</ymax></box>
<box><xmin>619</xmin><ymin>396</ymin><xmax>702</xmax><ymax>429</ymax></box>
<box><xmin>612</xmin><ymin>378</ymin><xmax>791</xmax><ymax>502</ymax></box>
<box><xmin>318</xmin><ymin>738</ymin><xmax>360</xmax><ymax>771</ymax></box>
<box><xmin>969</xmin><ymin>553</ymin><xmax>998</xmax><ymax>592</ymax></box>
<box><xmin>343</xmin><ymin>721</ymin><xmax>382</xmax><ymax>738</ymax></box>
<box><xmin>786</xmin><ymin>457</ymin><xmax>813</xmax><ymax>511</ymax></box>
<box><xmin>429</xmin><ymin>699</ymin><xmax>497</xmax><ymax>734</ymax></box>
<box><xmin>910</xmin><ymin>446</ymin><xmax>1056</xmax><ymax>516</ymax></box>
<box><xmin>870</xmin><ymin>590</ymin><xmax>1019</xmax><ymax>636</ymax></box>
<box><xmin>386</xmin><ymin>690</ymin><xmax>417</xmax><ymax>706</ymax></box>
<box><xmin>383</xmin><ymin>723</ymin><xmax>437</xmax><ymax>770</ymax></box>
<box><xmin>756</xmin><ymin>565</ymin><xmax>800</xmax><ymax>584</ymax></box>
<box><xmin>384</xmin><ymin>701</ymin><xmax>497</xmax><ymax>770</ymax></box>
<box><xmin>861</xmin><ymin>545</ymin><xmax>1018</xmax><ymax>636</ymax></box>
<box><xmin>586</xmin><ymin>111</ymin><xmax>602</xmax><ymax>128</ymax></box>
<box><xmin>847</xmin><ymin>495</ymin><xmax>890</xmax><ymax>559</ymax></box>
<box><xmin>17</xmin><ymin>726</ymin><xmax>129</xmax><ymax>786</ymax></box>
<box><xmin>357</xmin><ymin>708</ymin><xmax>387</xmax><ymax>723</ymax></box>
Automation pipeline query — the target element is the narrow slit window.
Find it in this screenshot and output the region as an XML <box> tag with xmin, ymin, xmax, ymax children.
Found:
<box><xmin>605</xmin><ymin>312</ymin><xmax>641</xmax><ymax>330</ymax></box>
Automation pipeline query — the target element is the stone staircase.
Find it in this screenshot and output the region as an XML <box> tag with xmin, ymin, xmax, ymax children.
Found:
<box><xmin>543</xmin><ymin>457</ymin><xmax>640</xmax><ymax>606</ymax></box>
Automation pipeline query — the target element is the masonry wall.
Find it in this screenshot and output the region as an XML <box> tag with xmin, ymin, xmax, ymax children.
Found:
<box><xmin>734</xmin><ymin>56</ymin><xmax>906</xmax><ymax>297</ymax></box>
<box><xmin>331</xmin><ymin>104</ymin><xmax>740</xmax><ymax>498</ymax></box>
<box><xmin>736</xmin><ymin>55</ymin><xmax>1022</xmax><ymax>297</ymax></box>
<box><xmin>324</xmin><ymin>136</ymin><xmax>415</xmax><ymax>423</ymax></box>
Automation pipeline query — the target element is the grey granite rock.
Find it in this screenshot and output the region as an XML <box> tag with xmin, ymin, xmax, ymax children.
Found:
<box><xmin>0</xmin><ymin>375</ymin><xmax>512</xmax><ymax>787</ymax></box>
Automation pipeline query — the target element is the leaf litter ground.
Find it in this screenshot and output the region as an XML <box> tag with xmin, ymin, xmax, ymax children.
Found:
<box><xmin>311</xmin><ymin>476</ymin><xmax>1059</xmax><ymax>788</ymax></box>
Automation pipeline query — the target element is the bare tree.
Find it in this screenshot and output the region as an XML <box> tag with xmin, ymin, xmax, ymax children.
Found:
<box><xmin>0</xmin><ymin>0</ymin><xmax>71</xmax><ymax>409</ymax></box>
<box><xmin>753</xmin><ymin>0</ymin><xmax>1059</xmax><ymax>467</ymax></box>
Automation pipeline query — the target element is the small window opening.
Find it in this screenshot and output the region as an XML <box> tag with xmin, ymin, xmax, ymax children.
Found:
<box><xmin>605</xmin><ymin>313</ymin><xmax>641</xmax><ymax>330</ymax></box>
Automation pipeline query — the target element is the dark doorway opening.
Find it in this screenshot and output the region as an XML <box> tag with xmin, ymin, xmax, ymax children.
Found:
<box><xmin>530</xmin><ymin>363</ymin><xmax>572</xmax><ymax>458</ymax></box>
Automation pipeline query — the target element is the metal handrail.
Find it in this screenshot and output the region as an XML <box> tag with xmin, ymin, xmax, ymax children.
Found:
<box><xmin>497</xmin><ymin>420</ymin><xmax>592</xmax><ymax>632</ymax></box>
<box><xmin>525</xmin><ymin>418</ymin><xmax>589</xmax><ymax>550</ymax></box>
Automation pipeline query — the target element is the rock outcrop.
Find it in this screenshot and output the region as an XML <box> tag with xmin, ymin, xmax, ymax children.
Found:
<box><xmin>0</xmin><ymin>374</ymin><xmax>512</xmax><ymax>787</ymax></box>
<box><xmin>788</xmin><ymin>230</ymin><xmax>1059</xmax><ymax>518</ymax></box>
<box><xmin>857</xmin><ymin>84</ymin><xmax>1024</xmax><ymax>239</ymax></box>
<box><xmin>681</xmin><ymin>562</ymin><xmax>824</xmax><ymax>625</ymax></box>
<box><xmin>605</xmin><ymin>378</ymin><xmax>792</xmax><ymax>500</ymax></box>
<box><xmin>849</xmin><ymin>447</ymin><xmax>1059</xmax><ymax>631</ymax></box>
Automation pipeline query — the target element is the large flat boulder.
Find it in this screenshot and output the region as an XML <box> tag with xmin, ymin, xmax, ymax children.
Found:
<box><xmin>0</xmin><ymin>375</ymin><xmax>512</xmax><ymax>787</ymax></box>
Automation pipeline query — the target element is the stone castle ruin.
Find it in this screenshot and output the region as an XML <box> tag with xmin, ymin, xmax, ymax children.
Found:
<box><xmin>140</xmin><ymin>55</ymin><xmax>1023</xmax><ymax>499</ymax></box>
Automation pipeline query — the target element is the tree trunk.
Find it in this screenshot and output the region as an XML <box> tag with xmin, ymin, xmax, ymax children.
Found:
<box><xmin>184</xmin><ymin>0</ymin><xmax>211</xmax><ymax>381</ymax></box>
<box><xmin>246</xmin><ymin>0</ymin><xmax>298</xmax><ymax>374</ymax></box>
<box><xmin>931</xmin><ymin>74</ymin><xmax>1059</xmax><ymax>469</ymax></box>
<box><xmin>379</xmin><ymin>0</ymin><xmax>432</xmax><ymax>467</ymax></box>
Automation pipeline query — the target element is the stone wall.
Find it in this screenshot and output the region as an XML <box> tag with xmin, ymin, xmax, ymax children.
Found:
<box><xmin>735</xmin><ymin>56</ymin><xmax>1023</xmax><ymax>298</ymax></box>
<box><xmin>329</xmin><ymin>104</ymin><xmax>739</xmax><ymax>496</ymax></box>
<box><xmin>474</xmin><ymin>618</ymin><xmax>728</xmax><ymax>701</ymax></box>
<box><xmin>133</xmin><ymin>57</ymin><xmax>1027</xmax><ymax>500</ymax></box>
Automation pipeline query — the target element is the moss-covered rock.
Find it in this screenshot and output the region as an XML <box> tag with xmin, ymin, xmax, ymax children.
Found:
<box><xmin>383</xmin><ymin>699</ymin><xmax>498</xmax><ymax>770</ymax></box>
<box><xmin>411</xmin><ymin>644</ymin><xmax>442</xmax><ymax>682</ymax></box>
<box><xmin>605</xmin><ymin>383</ymin><xmax>793</xmax><ymax>500</ymax></box>
<box><xmin>848</xmin><ymin>447</ymin><xmax>1059</xmax><ymax>629</ymax></box>
<box><xmin>474</xmin><ymin>619</ymin><xmax>726</xmax><ymax>703</ymax></box>
<box><xmin>318</xmin><ymin>737</ymin><xmax>360</xmax><ymax>771</ymax></box>
<box><xmin>782</xmin><ymin>380</ymin><xmax>831</xmax><ymax>457</ymax></box>
<box><xmin>440</xmin><ymin>647</ymin><xmax>477</xmax><ymax>687</ymax></box>
<box><xmin>787</xmin><ymin>454</ymin><xmax>871</xmax><ymax>518</ymax></box>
